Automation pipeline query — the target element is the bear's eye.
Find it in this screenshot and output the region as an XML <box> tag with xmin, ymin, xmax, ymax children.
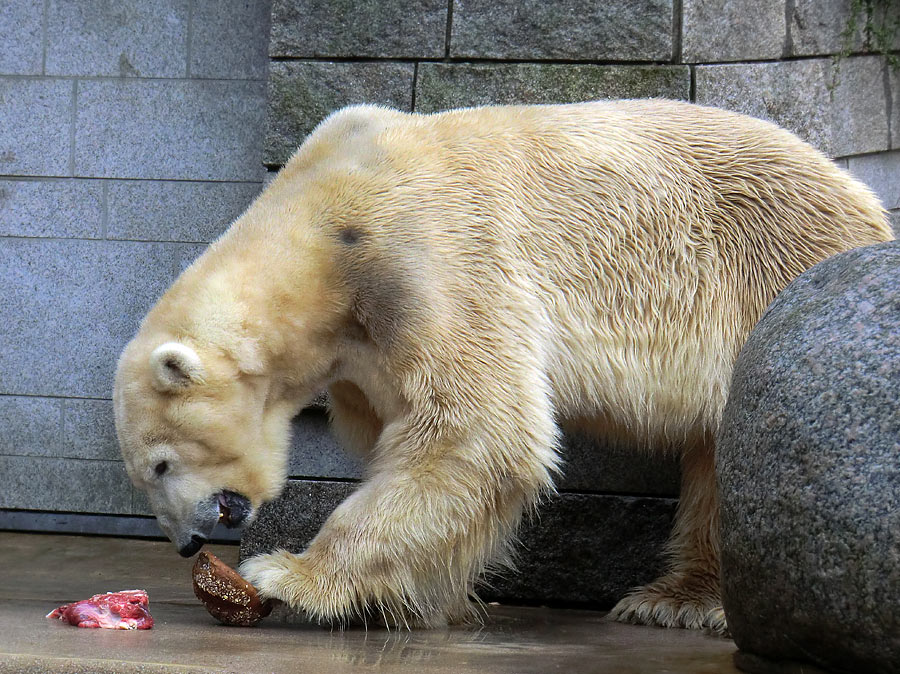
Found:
<box><xmin>154</xmin><ymin>461</ymin><xmax>169</xmax><ymax>477</ymax></box>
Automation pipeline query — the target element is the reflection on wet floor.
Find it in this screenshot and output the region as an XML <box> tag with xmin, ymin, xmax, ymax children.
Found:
<box><xmin>0</xmin><ymin>532</ymin><xmax>739</xmax><ymax>673</ymax></box>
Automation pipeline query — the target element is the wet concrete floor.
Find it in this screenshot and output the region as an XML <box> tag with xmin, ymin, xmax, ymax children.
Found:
<box><xmin>0</xmin><ymin>532</ymin><xmax>739</xmax><ymax>673</ymax></box>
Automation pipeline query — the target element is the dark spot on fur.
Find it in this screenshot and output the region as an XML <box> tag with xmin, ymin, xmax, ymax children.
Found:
<box><xmin>340</xmin><ymin>227</ymin><xmax>362</xmax><ymax>245</ymax></box>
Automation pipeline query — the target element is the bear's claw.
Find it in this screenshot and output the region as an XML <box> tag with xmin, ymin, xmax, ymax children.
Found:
<box><xmin>608</xmin><ymin>576</ymin><xmax>729</xmax><ymax>636</ymax></box>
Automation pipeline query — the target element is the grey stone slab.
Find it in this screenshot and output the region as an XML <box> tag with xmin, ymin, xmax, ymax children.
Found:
<box><xmin>557</xmin><ymin>433</ymin><xmax>680</xmax><ymax>496</ymax></box>
<box><xmin>289</xmin><ymin>409</ymin><xmax>364</xmax><ymax>479</ymax></box>
<box><xmin>240</xmin><ymin>479</ymin><xmax>675</xmax><ymax>608</ymax></box>
<box><xmin>107</xmin><ymin>180</ymin><xmax>262</xmax><ymax>242</ymax></box>
<box><xmin>791</xmin><ymin>0</ymin><xmax>900</xmax><ymax>56</ymax></box>
<box><xmin>0</xmin><ymin>1</ymin><xmax>43</xmax><ymax>75</ymax></box>
<box><xmin>265</xmin><ymin>61</ymin><xmax>414</xmax><ymax>166</ymax></box>
<box><xmin>0</xmin><ymin>455</ymin><xmax>132</xmax><ymax>514</ymax></box>
<box><xmin>190</xmin><ymin>0</ymin><xmax>272</xmax><ymax>80</ymax></box>
<box><xmin>0</xmin><ymin>239</ymin><xmax>186</xmax><ymax>398</ymax></box>
<box><xmin>827</xmin><ymin>55</ymin><xmax>889</xmax><ymax>157</ymax></box>
<box><xmin>64</xmin><ymin>399</ymin><xmax>119</xmax><ymax>461</ymax></box>
<box><xmin>0</xmin><ymin>509</ymin><xmax>242</xmax><ymax>541</ymax></box>
<box><xmin>718</xmin><ymin>241</ymin><xmax>900</xmax><ymax>674</ymax></box>
<box><xmin>45</xmin><ymin>0</ymin><xmax>189</xmax><ymax>77</ymax></box>
<box><xmin>0</xmin><ymin>396</ymin><xmax>117</xmax><ymax>461</ymax></box>
<box><xmin>790</xmin><ymin>0</ymin><xmax>855</xmax><ymax>56</ymax></box>
<box><xmin>483</xmin><ymin>493</ymin><xmax>675</xmax><ymax>607</ymax></box>
<box><xmin>271</xmin><ymin>0</ymin><xmax>446</xmax><ymax>58</ymax></box>
<box><xmin>683</xmin><ymin>0</ymin><xmax>785</xmax><ymax>63</ymax></box>
<box><xmin>892</xmin><ymin>67</ymin><xmax>900</xmax><ymax>151</ymax></box>
<box><xmin>75</xmin><ymin>79</ymin><xmax>266</xmax><ymax>181</ymax></box>
<box><xmin>0</xmin><ymin>78</ymin><xmax>73</xmax><ymax>177</ymax></box>
<box><xmin>847</xmin><ymin>150</ymin><xmax>900</xmax><ymax>210</ymax></box>
<box><xmin>451</xmin><ymin>0</ymin><xmax>673</xmax><ymax>61</ymax></box>
<box><xmin>889</xmin><ymin>210</ymin><xmax>900</xmax><ymax>237</ymax></box>
<box><xmin>174</xmin><ymin>243</ymin><xmax>209</xmax><ymax>275</ymax></box>
<box><xmin>0</xmin><ymin>396</ymin><xmax>63</xmax><ymax>458</ymax></box>
<box><xmin>415</xmin><ymin>63</ymin><xmax>690</xmax><ymax>113</ymax></box>
<box><xmin>131</xmin><ymin>487</ymin><xmax>153</xmax><ymax>516</ymax></box>
<box><xmin>0</xmin><ymin>179</ymin><xmax>103</xmax><ymax>238</ymax></box>
<box><xmin>695</xmin><ymin>60</ymin><xmax>834</xmax><ymax>156</ymax></box>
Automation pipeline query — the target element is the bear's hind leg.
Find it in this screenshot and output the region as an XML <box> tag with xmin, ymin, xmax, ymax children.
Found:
<box><xmin>608</xmin><ymin>438</ymin><xmax>727</xmax><ymax>634</ymax></box>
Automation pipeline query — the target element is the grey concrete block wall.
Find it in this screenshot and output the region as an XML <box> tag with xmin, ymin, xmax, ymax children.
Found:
<box><xmin>0</xmin><ymin>1</ymin><xmax>271</xmax><ymax>527</ymax></box>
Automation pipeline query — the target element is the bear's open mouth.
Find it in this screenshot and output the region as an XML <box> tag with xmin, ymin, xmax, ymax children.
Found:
<box><xmin>216</xmin><ymin>490</ymin><xmax>251</xmax><ymax>528</ymax></box>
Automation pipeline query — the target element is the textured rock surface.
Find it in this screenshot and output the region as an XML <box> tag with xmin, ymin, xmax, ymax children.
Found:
<box><xmin>240</xmin><ymin>479</ymin><xmax>675</xmax><ymax>610</ymax></box>
<box><xmin>265</xmin><ymin>62</ymin><xmax>414</xmax><ymax>165</ymax></box>
<box><xmin>450</xmin><ymin>0</ymin><xmax>673</xmax><ymax>61</ymax></box>
<box><xmin>415</xmin><ymin>64</ymin><xmax>690</xmax><ymax>112</ymax></box>
<box><xmin>718</xmin><ymin>241</ymin><xmax>900</xmax><ymax>674</ymax></box>
<box><xmin>681</xmin><ymin>0</ymin><xmax>784</xmax><ymax>63</ymax></box>
<box><xmin>270</xmin><ymin>0</ymin><xmax>446</xmax><ymax>58</ymax></box>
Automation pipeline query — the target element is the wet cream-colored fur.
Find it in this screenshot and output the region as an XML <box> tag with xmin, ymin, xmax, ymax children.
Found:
<box><xmin>114</xmin><ymin>100</ymin><xmax>892</xmax><ymax>632</ymax></box>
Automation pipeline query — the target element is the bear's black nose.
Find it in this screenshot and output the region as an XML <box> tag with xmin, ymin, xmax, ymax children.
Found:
<box><xmin>178</xmin><ymin>534</ymin><xmax>207</xmax><ymax>558</ymax></box>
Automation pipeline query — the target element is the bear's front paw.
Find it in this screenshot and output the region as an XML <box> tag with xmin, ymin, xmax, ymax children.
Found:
<box><xmin>238</xmin><ymin>550</ymin><xmax>307</xmax><ymax>608</ymax></box>
<box><xmin>608</xmin><ymin>572</ymin><xmax>728</xmax><ymax>636</ymax></box>
<box><xmin>239</xmin><ymin>550</ymin><xmax>358</xmax><ymax>624</ymax></box>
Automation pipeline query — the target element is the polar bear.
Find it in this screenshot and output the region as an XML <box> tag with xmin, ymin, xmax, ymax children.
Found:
<box><xmin>113</xmin><ymin>100</ymin><xmax>892</xmax><ymax>633</ymax></box>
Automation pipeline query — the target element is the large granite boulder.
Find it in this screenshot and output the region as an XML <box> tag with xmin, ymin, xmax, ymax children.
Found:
<box><xmin>717</xmin><ymin>241</ymin><xmax>900</xmax><ymax>674</ymax></box>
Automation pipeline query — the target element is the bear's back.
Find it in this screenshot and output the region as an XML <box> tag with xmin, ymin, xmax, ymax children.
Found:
<box><xmin>277</xmin><ymin>101</ymin><xmax>891</xmax><ymax>437</ymax></box>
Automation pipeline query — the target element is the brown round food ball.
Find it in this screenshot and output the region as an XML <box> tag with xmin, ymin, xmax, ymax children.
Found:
<box><xmin>192</xmin><ymin>551</ymin><xmax>273</xmax><ymax>626</ymax></box>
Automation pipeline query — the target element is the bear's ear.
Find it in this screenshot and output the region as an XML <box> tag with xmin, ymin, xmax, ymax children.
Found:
<box><xmin>149</xmin><ymin>342</ymin><xmax>206</xmax><ymax>392</ymax></box>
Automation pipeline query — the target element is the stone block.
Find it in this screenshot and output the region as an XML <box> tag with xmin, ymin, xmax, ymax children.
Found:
<box><xmin>75</xmin><ymin>80</ymin><xmax>266</xmax><ymax>181</ymax></box>
<box><xmin>682</xmin><ymin>0</ymin><xmax>785</xmax><ymax>63</ymax></box>
<box><xmin>288</xmin><ymin>409</ymin><xmax>363</xmax><ymax>479</ymax></box>
<box><xmin>718</xmin><ymin>241</ymin><xmax>900</xmax><ymax>674</ymax></box>
<box><xmin>0</xmin><ymin>179</ymin><xmax>103</xmax><ymax>238</ymax></box>
<box><xmin>0</xmin><ymin>396</ymin><xmax>118</xmax><ymax>461</ymax></box>
<box><xmin>415</xmin><ymin>64</ymin><xmax>691</xmax><ymax>113</ymax></box>
<box><xmin>790</xmin><ymin>0</ymin><xmax>854</xmax><ymax>56</ymax></box>
<box><xmin>889</xmin><ymin>210</ymin><xmax>900</xmax><ymax>237</ymax></box>
<box><xmin>240</xmin><ymin>479</ymin><xmax>674</xmax><ymax>608</ymax></box>
<box><xmin>483</xmin><ymin>493</ymin><xmax>674</xmax><ymax>606</ymax></box>
<box><xmin>450</xmin><ymin>0</ymin><xmax>673</xmax><ymax>61</ymax></box>
<box><xmin>892</xmin><ymin>67</ymin><xmax>900</xmax><ymax>151</ymax></box>
<box><xmin>175</xmin><ymin>243</ymin><xmax>208</xmax><ymax>274</ymax></box>
<box><xmin>64</xmin><ymin>399</ymin><xmax>119</xmax><ymax>461</ymax></box>
<box><xmin>0</xmin><ymin>396</ymin><xmax>62</xmax><ymax>458</ymax></box>
<box><xmin>190</xmin><ymin>0</ymin><xmax>271</xmax><ymax>80</ymax></box>
<box><xmin>132</xmin><ymin>488</ymin><xmax>153</xmax><ymax>517</ymax></box>
<box><xmin>265</xmin><ymin>62</ymin><xmax>414</xmax><ymax>166</ymax></box>
<box><xmin>45</xmin><ymin>0</ymin><xmax>189</xmax><ymax>77</ymax></box>
<box><xmin>695</xmin><ymin>60</ymin><xmax>833</xmax><ymax>155</ymax></box>
<box><xmin>557</xmin><ymin>433</ymin><xmax>680</xmax><ymax>496</ymax></box>
<box><xmin>0</xmin><ymin>1</ymin><xmax>43</xmax><ymax>75</ymax></box>
<box><xmin>107</xmin><ymin>180</ymin><xmax>262</xmax><ymax>242</ymax></box>
<box><xmin>827</xmin><ymin>55</ymin><xmax>889</xmax><ymax>157</ymax></box>
<box><xmin>0</xmin><ymin>78</ymin><xmax>73</xmax><ymax>177</ymax></box>
<box><xmin>270</xmin><ymin>0</ymin><xmax>446</xmax><ymax>58</ymax></box>
<box><xmin>0</xmin><ymin>239</ymin><xmax>187</xmax><ymax>398</ymax></box>
<box><xmin>848</xmin><ymin>150</ymin><xmax>900</xmax><ymax>211</ymax></box>
<box><xmin>696</xmin><ymin>57</ymin><xmax>889</xmax><ymax>159</ymax></box>
<box><xmin>0</xmin><ymin>456</ymin><xmax>132</xmax><ymax>514</ymax></box>
<box><xmin>791</xmin><ymin>0</ymin><xmax>900</xmax><ymax>56</ymax></box>
<box><xmin>239</xmin><ymin>480</ymin><xmax>357</xmax><ymax>561</ymax></box>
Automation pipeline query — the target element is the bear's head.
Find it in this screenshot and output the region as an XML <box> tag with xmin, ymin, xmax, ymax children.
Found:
<box><xmin>112</xmin><ymin>198</ymin><xmax>353</xmax><ymax>556</ymax></box>
<box><xmin>113</xmin><ymin>104</ymin><xmax>438</xmax><ymax>557</ymax></box>
<box><xmin>113</xmin><ymin>332</ymin><xmax>299</xmax><ymax>556</ymax></box>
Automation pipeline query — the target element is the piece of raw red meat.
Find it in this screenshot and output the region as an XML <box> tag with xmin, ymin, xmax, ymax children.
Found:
<box><xmin>47</xmin><ymin>590</ymin><xmax>154</xmax><ymax>629</ymax></box>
